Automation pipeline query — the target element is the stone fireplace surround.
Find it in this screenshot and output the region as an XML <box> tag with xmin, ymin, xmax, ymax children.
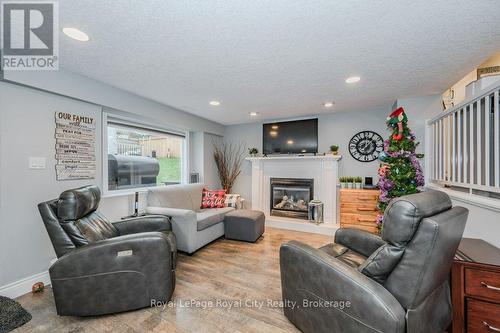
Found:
<box><xmin>245</xmin><ymin>155</ymin><xmax>341</xmax><ymax>234</ymax></box>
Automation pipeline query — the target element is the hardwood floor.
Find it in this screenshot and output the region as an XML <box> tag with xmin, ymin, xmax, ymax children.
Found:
<box><xmin>14</xmin><ymin>227</ymin><xmax>331</xmax><ymax>333</ymax></box>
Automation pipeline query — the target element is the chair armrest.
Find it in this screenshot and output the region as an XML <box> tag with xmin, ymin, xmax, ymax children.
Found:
<box><xmin>334</xmin><ymin>228</ymin><xmax>385</xmax><ymax>257</ymax></box>
<box><xmin>145</xmin><ymin>206</ymin><xmax>197</xmax><ymax>253</ymax></box>
<box><xmin>280</xmin><ymin>241</ymin><xmax>405</xmax><ymax>333</ymax></box>
<box><xmin>50</xmin><ymin>232</ymin><xmax>174</xmax><ymax>278</ymax></box>
<box><xmin>113</xmin><ymin>215</ymin><xmax>171</xmax><ymax>235</ymax></box>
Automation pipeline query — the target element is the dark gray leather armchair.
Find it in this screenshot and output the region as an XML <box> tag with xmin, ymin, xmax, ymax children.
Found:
<box><xmin>280</xmin><ymin>190</ymin><xmax>468</xmax><ymax>333</ymax></box>
<box><xmin>38</xmin><ymin>185</ymin><xmax>176</xmax><ymax>316</ymax></box>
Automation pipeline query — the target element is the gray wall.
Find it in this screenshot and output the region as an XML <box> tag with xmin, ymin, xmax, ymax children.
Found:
<box><xmin>452</xmin><ymin>199</ymin><xmax>500</xmax><ymax>248</ymax></box>
<box><xmin>188</xmin><ymin>132</ymin><xmax>222</xmax><ymax>189</ymax></box>
<box><xmin>224</xmin><ymin>108</ymin><xmax>394</xmax><ymax>206</ymax></box>
<box><xmin>3</xmin><ymin>70</ymin><xmax>224</xmax><ymax>136</ymax></box>
<box><xmin>396</xmin><ymin>94</ymin><xmax>443</xmax><ymax>153</ymax></box>
<box><xmin>203</xmin><ymin>133</ymin><xmax>223</xmax><ymax>189</ymax></box>
<box><xmin>0</xmin><ymin>74</ymin><xmax>224</xmax><ymax>289</ymax></box>
<box><xmin>0</xmin><ymin>82</ymin><xmax>104</xmax><ymax>287</ymax></box>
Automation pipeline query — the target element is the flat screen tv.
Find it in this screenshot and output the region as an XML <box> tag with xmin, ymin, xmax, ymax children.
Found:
<box><xmin>263</xmin><ymin>118</ymin><xmax>318</xmax><ymax>155</ymax></box>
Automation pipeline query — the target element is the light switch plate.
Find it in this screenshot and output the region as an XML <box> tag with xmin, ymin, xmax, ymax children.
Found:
<box><xmin>29</xmin><ymin>157</ymin><xmax>46</xmax><ymax>169</ymax></box>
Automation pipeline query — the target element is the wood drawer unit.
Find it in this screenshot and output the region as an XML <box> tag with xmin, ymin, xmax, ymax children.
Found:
<box><xmin>339</xmin><ymin>189</ymin><xmax>379</xmax><ymax>234</ymax></box>
<box><xmin>465</xmin><ymin>268</ymin><xmax>500</xmax><ymax>303</ymax></box>
<box><xmin>467</xmin><ymin>299</ymin><xmax>500</xmax><ymax>332</ymax></box>
<box><xmin>340</xmin><ymin>189</ymin><xmax>379</xmax><ymax>203</ymax></box>
<box><xmin>452</xmin><ymin>238</ymin><xmax>500</xmax><ymax>333</ymax></box>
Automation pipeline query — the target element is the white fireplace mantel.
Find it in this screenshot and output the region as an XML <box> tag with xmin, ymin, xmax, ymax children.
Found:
<box><xmin>245</xmin><ymin>155</ymin><xmax>341</xmax><ymax>234</ymax></box>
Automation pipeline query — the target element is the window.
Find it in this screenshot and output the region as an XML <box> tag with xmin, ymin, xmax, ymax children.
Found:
<box><xmin>106</xmin><ymin>120</ymin><xmax>185</xmax><ymax>192</ymax></box>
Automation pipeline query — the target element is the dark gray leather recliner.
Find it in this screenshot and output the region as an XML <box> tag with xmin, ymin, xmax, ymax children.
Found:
<box><xmin>38</xmin><ymin>185</ymin><xmax>177</xmax><ymax>316</ymax></box>
<box><xmin>280</xmin><ymin>190</ymin><xmax>468</xmax><ymax>333</ymax></box>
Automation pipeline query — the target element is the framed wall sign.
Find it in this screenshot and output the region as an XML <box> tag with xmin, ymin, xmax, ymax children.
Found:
<box><xmin>54</xmin><ymin>112</ymin><xmax>96</xmax><ymax>180</ymax></box>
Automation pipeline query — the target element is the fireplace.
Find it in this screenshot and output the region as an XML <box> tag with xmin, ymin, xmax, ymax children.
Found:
<box><xmin>270</xmin><ymin>178</ymin><xmax>314</xmax><ymax>219</ymax></box>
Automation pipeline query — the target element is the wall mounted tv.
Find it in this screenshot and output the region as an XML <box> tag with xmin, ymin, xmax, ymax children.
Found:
<box><xmin>263</xmin><ymin>118</ymin><xmax>318</xmax><ymax>155</ymax></box>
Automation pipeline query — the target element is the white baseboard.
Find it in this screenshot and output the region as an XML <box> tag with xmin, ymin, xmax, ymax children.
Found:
<box><xmin>266</xmin><ymin>216</ymin><xmax>338</xmax><ymax>236</ymax></box>
<box><xmin>0</xmin><ymin>271</ymin><xmax>51</xmax><ymax>299</ymax></box>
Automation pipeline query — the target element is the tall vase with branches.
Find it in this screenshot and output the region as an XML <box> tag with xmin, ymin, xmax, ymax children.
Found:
<box><xmin>213</xmin><ymin>141</ymin><xmax>246</xmax><ymax>193</ymax></box>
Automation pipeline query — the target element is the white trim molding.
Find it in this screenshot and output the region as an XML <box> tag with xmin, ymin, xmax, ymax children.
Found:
<box><xmin>0</xmin><ymin>271</ymin><xmax>51</xmax><ymax>299</ymax></box>
<box><xmin>426</xmin><ymin>184</ymin><xmax>500</xmax><ymax>212</ymax></box>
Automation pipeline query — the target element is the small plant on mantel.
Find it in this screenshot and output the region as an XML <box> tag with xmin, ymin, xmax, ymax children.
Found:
<box><xmin>329</xmin><ymin>145</ymin><xmax>339</xmax><ymax>155</ymax></box>
<box><xmin>248</xmin><ymin>147</ymin><xmax>258</xmax><ymax>157</ymax></box>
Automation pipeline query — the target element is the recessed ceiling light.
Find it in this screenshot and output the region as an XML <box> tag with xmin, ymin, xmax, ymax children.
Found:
<box><xmin>62</xmin><ymin>27</ymin><xmax>89</xmax><ymax>42</ymax></box>
<box><xmin>209</xmin><ymin>100</ymin><xmax>220</xmax><ymax>106</ymax></box>
<box><xmin>271</xmin><ymin>125</ymin><xmax>279</xmax><ymax>130</ymax></box>
<box><xmin>345</xmin><ymin>76</ymin><xmax>361</xmax><ymax>84</ymax></box>
<box><xmin>323</xmin><ymin>102</ymin><xmax>334</xmax><ymax>108</ymax></box>
<box><xmin>269</xmin><ymin>130</ymin><xmax>278</xmax><ymax>137</ymax></box>
<box><xmin>249</xmin><ymin>112</ymin><xmax>259</xmax><ymax>116</ymax></box>
<box><xmin>287</xmin><ymin>140</ymin><xmax>294</xmax><ymax>145</ymax></box>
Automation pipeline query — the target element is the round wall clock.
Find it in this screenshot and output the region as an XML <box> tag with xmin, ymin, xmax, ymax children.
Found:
<box><xmin>348</xmin><ymin>131</ymin><xmax>384</xmax><ymax>162</ymax></box>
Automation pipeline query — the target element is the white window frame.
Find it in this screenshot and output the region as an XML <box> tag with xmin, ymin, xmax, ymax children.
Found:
<box><xmin>102</xmin><ymin>112</ymin><xmax>189</xmax><ymax>197</ymax></box>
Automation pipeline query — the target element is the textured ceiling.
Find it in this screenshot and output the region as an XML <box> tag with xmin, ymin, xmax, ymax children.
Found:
<box><xmin>58</xmin><ymin>1</ymin><xmax>500</xmax><ymax>125</ymax></box>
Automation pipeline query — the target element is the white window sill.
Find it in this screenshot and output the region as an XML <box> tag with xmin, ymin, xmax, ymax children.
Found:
<box><xmin>102</xmin><ymin>182</ymin><xmax>186</xmax><ymax>198</ymax></box>
<box><xmin>426</xmin><ymin>184</ymin><xmax>500</xmax><ymax>212</ymax></box>
<box><xmin>102</xmin><ymin>186</ymin><xmax>160</xmax><ymax>198</ymax></box>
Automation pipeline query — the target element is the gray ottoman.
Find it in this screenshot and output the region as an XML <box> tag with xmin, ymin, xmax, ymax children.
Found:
<box><xmin>224</xmin><ymin>209</ymin><xmax>265</xmax><ymax>242</ymax></box>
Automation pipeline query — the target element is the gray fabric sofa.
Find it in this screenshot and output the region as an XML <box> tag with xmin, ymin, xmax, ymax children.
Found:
<box><xmin>146</xmin><ymin>183</ymin><xmax>234</xmax><ymax>253</ymax></box>
<box><xmin>280</xmin><ymin>190</ymin><xmax>468</xmax><ymax>333</ymax></box>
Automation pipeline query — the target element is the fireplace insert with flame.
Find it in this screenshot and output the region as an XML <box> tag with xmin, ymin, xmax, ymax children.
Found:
<box><xmin>270</xmin><ymin>178</ymin><xmax>314</xmax><ymax>219</ymax></box>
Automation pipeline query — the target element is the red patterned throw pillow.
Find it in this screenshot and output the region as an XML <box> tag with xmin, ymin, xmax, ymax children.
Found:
<box><xmin>201</xmin><ymin>188</ymin><xmax>227</xmax><ymax>208</ymax></box>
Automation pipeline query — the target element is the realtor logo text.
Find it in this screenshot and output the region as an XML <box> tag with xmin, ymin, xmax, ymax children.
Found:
<box><xmin>1</xmin><ymin>1</ymin><xmax>59</xmax><ymax>70</ymax></box>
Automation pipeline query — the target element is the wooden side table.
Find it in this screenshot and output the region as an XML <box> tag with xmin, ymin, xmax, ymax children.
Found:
<box><xmin>452</xmin><ymin>238</ymin><xmax>500</xmax><ymax>333</ymax></box>
<box><xmin>339</xmin><ymin>188</ymin><xmax>379</xmax><ymax>234</ymax></box>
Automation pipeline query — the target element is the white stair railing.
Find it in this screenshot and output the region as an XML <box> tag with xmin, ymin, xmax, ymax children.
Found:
<box><xmin>426</xmin><ymin>82</ymin><xmax>500</xmax><ymax>195</ymax></box>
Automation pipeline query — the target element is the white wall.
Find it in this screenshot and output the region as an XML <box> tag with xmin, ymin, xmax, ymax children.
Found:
<box><xmin>0</xmin><ymin>73</ymin><xmax>224</xmax><ymax>290</ymax></box>
<box><xmin>224</xmin><ymin>108</ymin><xmax>392</xmax><ymax>206</ymax></box>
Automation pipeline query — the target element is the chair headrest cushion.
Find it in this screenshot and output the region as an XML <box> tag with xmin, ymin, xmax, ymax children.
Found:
<box><xmin>57</xmin><ymin>185</ymin><xmax>101</xmax><ymax>221</ymax></box>
<box><xmin>382</xmin><ymin>190</ymin><xmax>451</xmax><ymax>246</ymax></box>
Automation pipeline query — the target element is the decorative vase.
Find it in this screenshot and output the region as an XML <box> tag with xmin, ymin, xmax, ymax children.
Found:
<box><xmin>347</xmin><ymin>182</ymin><xmax>353</xmax><ymax>189</ymax></box>
<box><xmin>355</xmin><ymin>183</ymin><xmax>362</xmax><ymax>189</ymax></box>
<box><xmin>340</xmin><ymin>182</ymin><xmax>347</xmax><ymax>188</ymax></box>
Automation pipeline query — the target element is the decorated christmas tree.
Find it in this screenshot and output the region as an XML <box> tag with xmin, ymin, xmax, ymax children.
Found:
<box><xmin>377</xmin><ymin>107</ymin><xmax>424</xmax><ymax>228</ymax></box>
